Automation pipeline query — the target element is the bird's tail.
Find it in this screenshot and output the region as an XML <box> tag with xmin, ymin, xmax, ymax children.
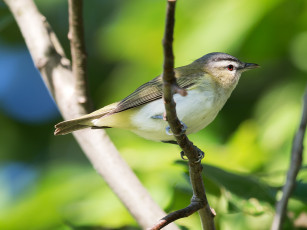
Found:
<box><xmin>54</xmin><ymin>118</ymin><xmax>92</xmax><ymax>135</ymax></box>
<box><xmin>54</xmin><ymin>103</ymin><xmax>118</xmax><ymax>136</ymax></box>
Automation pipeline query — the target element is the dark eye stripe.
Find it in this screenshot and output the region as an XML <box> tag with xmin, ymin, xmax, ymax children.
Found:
<box><xmin>215</xmin><ymin>57</ymin><xmax>239</xmax><ymax>62</ymax></box>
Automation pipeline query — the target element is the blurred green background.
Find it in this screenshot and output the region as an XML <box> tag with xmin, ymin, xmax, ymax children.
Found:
<box><xmin>0</xmin><ymin>0</ymin><xmax>307</xmax><ymax>229</ymax></box>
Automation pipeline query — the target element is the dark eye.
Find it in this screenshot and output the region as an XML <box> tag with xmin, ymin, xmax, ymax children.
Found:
<box><xmin>227</xmin><ymin>65</ymin><xmax>234</xmax><ymax>71</ymax></box>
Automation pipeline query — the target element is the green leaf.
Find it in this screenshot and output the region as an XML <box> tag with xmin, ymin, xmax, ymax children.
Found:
<box><xmin>292</xmin><ymin>181</ymin><xmax>307</xmax><ymax>204</ymax></box>
<box><xmin>202</xmin><ymin>164</ymin><xmax>277</xmax><ymax>204</ymax></box>
<box><xmin>226</xmin><ymin>193</ymin><xmax>267</xmax><ymax>216</ymax></box>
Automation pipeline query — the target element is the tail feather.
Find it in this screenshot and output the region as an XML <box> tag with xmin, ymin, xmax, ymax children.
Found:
<box><xmin>54</xmin><ymin>113</ymin><xmax>109</xmax><ymax>135</ymax></box>
<box><xmin>54</xmin><ymin>122</ymin><xmax>89</xmax><ymax>135</ymax></box>
<box><xmin>54</xmin><ymin>102</ymin><xmax>120</xmax><ymax>135</ymax></box>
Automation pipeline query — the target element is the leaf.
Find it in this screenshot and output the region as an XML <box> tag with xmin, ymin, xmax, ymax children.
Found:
<box><xmin>202</xmin><ymin>164</ymin><xmax>277</xmax><ymax>204</ymax></box>
<box><xmin>226</xmin><ymin>193</ymin><xmax>267</xmax><ymax>216</ymax></box>
<box><xmin>177</xmin><ymin>161</ymin><xmax>277</xmax><ymax>204</ymax></box>
<box><xmin>175</xmin><ymin>161</ymin><xmax>221</xmax><ymax>197</ymax></box>
<box><xmin>292</xmin><ymin>181</ymin><xmax>307</xmax><ymax>204</ymax></box>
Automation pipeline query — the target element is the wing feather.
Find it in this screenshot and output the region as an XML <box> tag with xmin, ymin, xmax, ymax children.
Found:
<box><xmin>113</xmin><ymin>71</ymin><xmax>204</xmax><ymax>113</ymax></box>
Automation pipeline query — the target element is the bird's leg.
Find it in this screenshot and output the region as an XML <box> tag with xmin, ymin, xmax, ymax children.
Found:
<box><xmin>151</xmin><ymin>115</ymin><xmax>164</xmax><ymax>120</ymax></box>
<box><xmin>151</xmin><ymin>114</ymin><xmax>188</xmax><ymax>136</ymax></box>
<box><xmin>165</xmin><ymin>121</ymin><xmax>187</xmax><ymax>136</ymax></box>
<box><xmin>161</xmin><ymin>133</ymin><xmax>204</xmax><ymax>163</ymax></box>
<box><xmin>154</xmin><ymin>114</ymin><xmax>192</xmax><ymax>161</ymax></box>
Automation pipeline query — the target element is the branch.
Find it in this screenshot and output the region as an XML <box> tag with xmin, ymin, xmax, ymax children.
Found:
<box><xmin>152</xmin><ymin>0</ymin><xmax>216</xmax><ymax>229</ymax></box>
<box><xmin>271</xmin><ymin>86</ymin><xmax>307</xmax><ymax>230</ymax></box>
<box><xmin>3</xmin><ymin>0</ymin><xmax>179</xmax><ymax>229</ymax></box>
<box><xmin>151</xmin><ymin>202</ymin><xmax>203</xmax><ymax>230</ymax></box>
<box><xmin>68</xmin><ymin>0</ymin><xmax>92</xmax><ymax>111</ymax></box>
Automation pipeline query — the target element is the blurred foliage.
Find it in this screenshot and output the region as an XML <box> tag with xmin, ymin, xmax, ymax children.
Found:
<box><xmin>0</xmin><ymin>0</ymin><xmax>307</xmax><ymax>229</ymax></box>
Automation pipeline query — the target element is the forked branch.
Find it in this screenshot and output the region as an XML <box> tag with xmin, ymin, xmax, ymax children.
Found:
<box><xmin>4</xmin><ymin>0</ymin><xmax>179</xmax><ymax>229</ymax></box>
<box><xmin>151</xmin><ymin>0</ymin><xmax>216</xmax><ymax>229</ymax></box>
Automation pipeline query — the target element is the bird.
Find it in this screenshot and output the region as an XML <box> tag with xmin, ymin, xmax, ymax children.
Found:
<box><xmin>54</xmin><ymin>52</ymin><xmax>259</xmax><ymax>142</ymax></box>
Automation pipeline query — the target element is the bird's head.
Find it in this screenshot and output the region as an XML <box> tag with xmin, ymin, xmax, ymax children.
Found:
<box><xmin>194</xmin><ymin>52</ymin><xmax>259</xmax><ymax>88</ymax></box>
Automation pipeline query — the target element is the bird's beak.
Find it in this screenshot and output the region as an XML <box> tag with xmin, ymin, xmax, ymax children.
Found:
<box><xmin>244</xmin><ymin>62</ymin><xmax>260</xmax><ymax>70</ymax></box>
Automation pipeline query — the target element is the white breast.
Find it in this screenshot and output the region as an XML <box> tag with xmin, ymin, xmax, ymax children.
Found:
<box><xmin>129</xmin><ymin>86</ymin><xmax>229</xmax><ymax>142</ymax></box>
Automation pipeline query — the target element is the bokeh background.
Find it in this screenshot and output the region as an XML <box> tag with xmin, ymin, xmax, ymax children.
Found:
<box><xmin>0</xmin><ymin>0</ymin><xmax>307</xmax><ymax>229</ymax></box>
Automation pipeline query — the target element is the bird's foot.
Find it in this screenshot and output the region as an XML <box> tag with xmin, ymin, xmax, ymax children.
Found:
<box><xmin>165</xmin><ymin>121</ymin><xmax>187</xmax><ymax>136</ymax></box>
<box><xmin>180</xmin><ymin>151</ymin><xmax>188</xmax><ymax>160</ymax></box>
<box><xmin>180</xmin><ymin>146</ymin><xmax>205</xmax><ymax>163</ymax></box>
<box><xmin>151</xmin><ymin>115</ymin><xmax>164</xmax><ymax>120</ymax></box>
<box><xmin>194</xmin><ymin>146</ymin><xmax>205</xmax><ymax>163</ymax></box>
<box><xmin>151</xmin><ymin>115</ymin><xmax>187</xmax><ymax>136</ymax></box>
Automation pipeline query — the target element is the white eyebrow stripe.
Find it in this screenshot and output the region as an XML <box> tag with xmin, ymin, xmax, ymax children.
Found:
<box><xmin>212</xmin><ymin>60</ymin><xmax>239</xmax><ymax>68</ymax></box>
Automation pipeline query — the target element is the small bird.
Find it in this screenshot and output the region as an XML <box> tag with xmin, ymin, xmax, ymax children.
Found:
<box><xmin>54</xmin><ymin>52</ymin><xmax>259</xmax><ymax>142</ymax></box>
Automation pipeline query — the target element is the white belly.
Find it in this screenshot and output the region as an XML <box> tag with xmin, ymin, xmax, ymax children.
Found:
<box><xmin>130</xmin><ymin>88</ymin><xmax>227</xmax><ymax>141</ymax></box>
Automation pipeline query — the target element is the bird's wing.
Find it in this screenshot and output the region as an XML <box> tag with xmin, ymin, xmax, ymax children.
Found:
<box><xmin>54</xmin><ymin>72</ymin><xmax>205</xmax><ymax>135</ymax></box>
<box><xmin>113</xmin><ymin>73</ymin><xmax>202</xmax><ymax>114</ymax></box>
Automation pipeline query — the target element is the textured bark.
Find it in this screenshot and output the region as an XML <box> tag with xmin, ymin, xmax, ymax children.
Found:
<box><xmin>152</xmin><ymin>1</ymin><xmax>216</xmax><ymax>229</ymax></box>
<box><xmin>271</xmin><ymin>87</ymin><xmax>307</xmax><ymax>230</ymax></box>
<box><xmin>4</xmin><ymin>0</ymin><xmax>179</xmax><ymax>229</ymax></box>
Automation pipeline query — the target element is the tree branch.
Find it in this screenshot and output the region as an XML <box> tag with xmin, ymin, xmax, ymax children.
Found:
<box><xmin>152</xmin><ymin>0</ymin><xmax>216</xmax><ymax>229</ymax></box>
<box><xmin>68</xmin><ymin>0</ymin><xmax>92</xmax><ymax>111</ymax></box>
<box><xmin>151</xmin><ymin>202</ymin><xmax>203</xmax><ymax>230</ymax></box>
<box><xmin>3</xmin><ymin>0</ymin><xmax>179</xmax><ymax>229</ymax></box>
<box><xmin>271</xmin><ymin>86</ymin><xmax>307</xmax><ymax>230</ymax></box>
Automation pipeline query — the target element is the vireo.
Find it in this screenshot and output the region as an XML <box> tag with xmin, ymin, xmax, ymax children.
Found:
<box><xmin>54</xmin><ymin>52</ymin><xmax>259</xmax><ymax>142</ymax></box>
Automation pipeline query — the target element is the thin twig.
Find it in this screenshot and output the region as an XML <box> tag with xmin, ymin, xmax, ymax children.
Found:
<box><xmin>4</xmin><ymin>0</ymin><xmax>179</xmax><ymax>229</ymax></box>
<box><xmin>271</xmin><ymin>86</ymin><xmax>307</xmax><ymax>230</ymax></box>
<box><xmin>68</xmin><ymin>0</ymin><xmax>92</xmax><ymax>111</ymax></box>
<box><xmin>154</xmin><ymin>0</ymin><xmax>216</xmax><ymax>229</ymax></box>
<box><xmin>150</xmin><ymin>202</ymin><xmax>203</xmax><ymax>230</ymax></box>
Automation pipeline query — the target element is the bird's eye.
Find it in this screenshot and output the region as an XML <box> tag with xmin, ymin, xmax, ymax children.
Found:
<box><xmin>227</xmin><ymin>65</ymin><xmax>234</xmax><ymax>71</ymax></box>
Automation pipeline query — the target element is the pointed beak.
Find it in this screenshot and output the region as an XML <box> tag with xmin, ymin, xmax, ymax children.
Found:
<box><xmin>244</xmin><ymin>62</ymin><xmax>260</xmax><ymax>70</ymax></box>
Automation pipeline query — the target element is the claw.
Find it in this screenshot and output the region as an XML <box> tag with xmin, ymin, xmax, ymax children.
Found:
<box><xmin>181</xmin><ymin>148</ymin><xmax>204</xmax><ymax>162</ymax></box>
<box><xmin>166</xmin><ymin>126</ymin><xmax>172</xmax><ymax>135</ymax></box>
<box><xmin>180</xmin><ymin>151</ymin><xmax>188</xmax><ymax>160</ymax></box>
<box><xmin>180</xmin><ymin>121</ymin><xmax>187</xmax><ymax>133</ymax></box>
<box><xmin>165</xmin><ymin>121</ymin><xmax>187</xmax><ymax>136</ymax></box>
<box><xmin>179</xmin><ymin>144</ymin><xmax>205</xmax><ymax>163</ymax></box>
<box><xmin>194</xmin><ymin>147</ymin><xmax>205</xmax><ymax>164</ymax></box>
